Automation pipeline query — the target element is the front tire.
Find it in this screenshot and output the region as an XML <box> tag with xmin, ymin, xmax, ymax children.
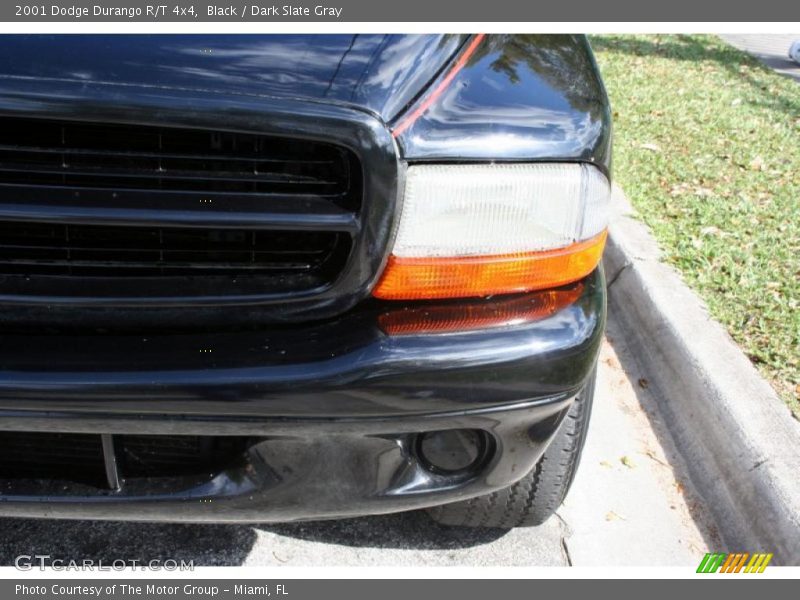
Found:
<box><xmin>426</xmin><ymin>369</ymin><xmax>596</xmax><ymax>528</ymax></box>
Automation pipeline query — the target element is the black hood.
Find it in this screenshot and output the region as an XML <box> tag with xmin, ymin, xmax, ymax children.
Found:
<box><xmin>0</xmin><ymin>34</ymin><xmax>464</xmax><ymax>122</ymax></box>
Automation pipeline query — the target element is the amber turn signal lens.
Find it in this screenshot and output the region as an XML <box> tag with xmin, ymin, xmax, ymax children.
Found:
<box><xmin>373</xmin><ymin>230</ymin><xmax>606</xmax><ymax>301</ymax></box>
<box><xmin>378</xmin><ymin>283</ymin><xmax>584</xmax><ymax>336</ymax></box>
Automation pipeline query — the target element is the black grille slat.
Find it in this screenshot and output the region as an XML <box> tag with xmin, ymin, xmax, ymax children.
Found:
<box><xmin>0</xmin><ymin>221</ymin><xmax>348</xmax><ymax>278</ymax></box>
<box><xmin>0</xmin><ymin>259</ymin><xmax>318</xmax><ymax>272</ymax></box>
<box><xmin>0</xmin><ymin>164</ymin><xmax>340</xmax><ymax>186</ymax></box>
<box><xmin>0</xmin><ymin>246</ymin><xmax>333</xmax><ymax>258</ymax></box>
<box><xmin>0</xmin><ymin>117</ymin><xmax>358</xmax><ymax>199</ymax></box>
<box><xmin>0</xmin><ymin>143</ymin><xmax>339</xmax><ymax>165</ymax></box>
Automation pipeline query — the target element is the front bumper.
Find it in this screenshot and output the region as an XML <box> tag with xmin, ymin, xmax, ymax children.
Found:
<box><xmin>0</xmin><ymin>269</ymin><xmax>605</xmax><ymax>522</ymax></box>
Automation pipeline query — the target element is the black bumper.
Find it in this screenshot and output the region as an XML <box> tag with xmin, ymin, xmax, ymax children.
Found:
<box><xmin>0</xmin><ymin>269</ymin><xmax>605</xmax><ymax>522</ymax></box>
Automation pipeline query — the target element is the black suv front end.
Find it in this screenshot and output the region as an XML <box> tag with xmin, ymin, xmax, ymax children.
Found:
<box><xmin>0</xmin><ymin>34</ymin><xmax>611</xmax><ymax>526</ymax></box>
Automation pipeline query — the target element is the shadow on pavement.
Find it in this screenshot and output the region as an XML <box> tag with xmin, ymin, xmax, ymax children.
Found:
<box><xmin>0</xmin><ymin>510</ymin><xmax>508</xmax><ymax>566</ymax></box>
<box><xmin>0</xmin><ymin>519</ymin><xmax>257</xmax><ymax>566</ymax></box>
<box><xmin>258</xmin><ymin>510</ymin><xmax>508</xmax><ymax>550</ymax></box>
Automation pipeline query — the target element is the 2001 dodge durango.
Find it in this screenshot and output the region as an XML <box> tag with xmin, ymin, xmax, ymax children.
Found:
<box><xmin>0</xmin><ymin>33</ymin><xmax>611</xmax><ymax>528</ymax></box>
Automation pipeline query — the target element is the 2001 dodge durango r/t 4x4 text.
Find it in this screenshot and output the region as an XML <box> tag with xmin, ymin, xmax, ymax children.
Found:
<box><xmin>0</xmin><ymin>34</ymin><xmax>611</xmax><ymax>528</ymax></box>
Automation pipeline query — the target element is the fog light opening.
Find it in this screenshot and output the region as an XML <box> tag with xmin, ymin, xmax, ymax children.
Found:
<box><xmin>416</xmin><ymin>429</ymin><xmax>491</xmax><ymax>475</ymax></box>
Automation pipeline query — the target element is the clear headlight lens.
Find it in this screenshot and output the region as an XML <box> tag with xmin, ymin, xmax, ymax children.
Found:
<box><xmin>373</xmin><ymin>163</ymin><xmax>610</xmax><ymax>300</ymax></box>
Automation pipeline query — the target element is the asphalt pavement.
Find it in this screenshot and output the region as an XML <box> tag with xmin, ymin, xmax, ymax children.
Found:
<box><xmin>720</xmin><ymin>34</ymin><xmax>800</xmax><ymax>82</ymax></box>
<box><xmin>0</xmin><ymin>315</ymin><xmax>720</xmax><ymax>567</ymax></box>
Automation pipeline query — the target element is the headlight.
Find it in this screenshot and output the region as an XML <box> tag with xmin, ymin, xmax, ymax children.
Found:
<box><xmin>373</xmin><ymin>163</ymin><xmax>610</xmax><ymax>300</ymax></box>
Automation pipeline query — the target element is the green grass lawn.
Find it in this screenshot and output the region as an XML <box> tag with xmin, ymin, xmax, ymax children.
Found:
<box><xmin>590</xmin><ymin>34</ymin><xmax>800</xmax><ymax>417</ymax></box>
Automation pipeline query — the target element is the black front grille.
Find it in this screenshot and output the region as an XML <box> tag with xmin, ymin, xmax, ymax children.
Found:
<box><xmin>0</xmin><ymin>118</ymin><xmax>364</xmax><ymax>306</ymax></box>
<box><xmin>0</xmin><ymin>117</ymin><xmax>359</xmax><ymax>206</ymax></box>
<box><xmin>0</xmin><ymin>221</ymin><xmax>351</xmax><ymax>278</ymax></box>
<box><xmin>0</xmin><ymin>432</ymin><xmax>251</xmax><ymax>490</ymax></box>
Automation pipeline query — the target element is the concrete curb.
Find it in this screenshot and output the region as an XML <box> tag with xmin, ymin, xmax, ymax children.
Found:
<box><xmin>603</xmin><ymin>186</ymin><xmax>800</xmax><ymax>564</ymax></box>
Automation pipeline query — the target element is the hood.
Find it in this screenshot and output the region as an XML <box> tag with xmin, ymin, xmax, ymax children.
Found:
<box><xmin>0</xmin><ymin>34</ymin><xmax>464</xmax><ymax>122</ymax></box>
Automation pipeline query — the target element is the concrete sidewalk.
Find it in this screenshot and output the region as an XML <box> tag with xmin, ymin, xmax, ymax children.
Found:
<box><xmin>605</xmin><ymin>186</ymin><xmax>800</xmax><ymax>564</ymax></box>
<box><xmin>720</xmin><ymin>34</ymin><xmax>800</xmax><ymax>82</ymax></box>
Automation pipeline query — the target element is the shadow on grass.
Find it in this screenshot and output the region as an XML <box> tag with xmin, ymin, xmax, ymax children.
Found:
<box><xmin>591</xmin><ymin>34</ymin><xmax>800</xmax><ymax>121</ymax></box>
